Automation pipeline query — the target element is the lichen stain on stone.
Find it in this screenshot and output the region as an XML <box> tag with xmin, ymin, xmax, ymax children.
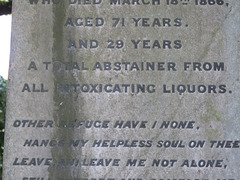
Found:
<box><xmin>199</xmin><ymin>26</ymin><xmax>222</xmax><ymax>61</ymax></box>
<box><xmin>200</xmin><ymin>100</ymin><xmax>222</xmax><ymax>140</ymax></box>
<box><xmin>49</xmin><ymin>2</ymin><xmax>86</xmax><ymax>179</ymax></box>
<box><xmin>200</xmin><ymin>100</ymin><xmax>222</xmax><ymax>123</ymax></box>
<box><xmin>32</xmin><ymin>31</ymin><xmax>40</xmax><ymax>49</ymax></box>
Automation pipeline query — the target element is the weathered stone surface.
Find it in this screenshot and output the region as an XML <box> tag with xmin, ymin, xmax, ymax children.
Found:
<box><xmin>3</xmin><ymin>0</ymin><xmax>240</xmax><ymax>180</ymax></box>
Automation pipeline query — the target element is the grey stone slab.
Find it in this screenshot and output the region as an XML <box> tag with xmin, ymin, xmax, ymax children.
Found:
<box><xmin>3</xmin><ymin>0</ymin><xmax>240</xmax><ymax>180</ymax></box>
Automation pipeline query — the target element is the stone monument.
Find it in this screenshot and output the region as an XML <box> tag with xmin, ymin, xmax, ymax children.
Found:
<box><xmin>3</xmin><ymin>0</ymin><xmax>240</xmax><ymax>179</ymax></box>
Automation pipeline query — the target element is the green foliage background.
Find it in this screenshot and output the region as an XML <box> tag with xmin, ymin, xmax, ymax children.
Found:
<box><xmin>0</xmin><ymin>76</ymin><xmax>7</xmax><ymax>178</ymax></box>
<box><xmin>0</xmin><ymin>0</ymin><xmax>12</xmax><ymax>16</ymax></box>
